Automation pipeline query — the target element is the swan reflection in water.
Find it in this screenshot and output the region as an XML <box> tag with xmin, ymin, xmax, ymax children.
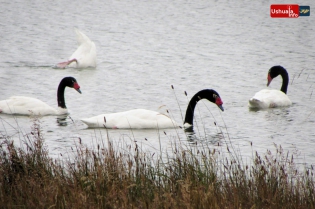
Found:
<box><xmin>184</xmin><ymin>125</ymin><xmax>224</xmax><ymax>145</ymax></box>
<box><xmin>56</xmin><ymin>115</ymin><xmax>73</xmax><ymax>126</ymax></box>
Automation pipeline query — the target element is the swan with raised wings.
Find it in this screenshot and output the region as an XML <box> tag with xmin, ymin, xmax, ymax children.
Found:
<box><xmin>80</xmin><ymin>89</ymin><xmax>224</xmax><ymax>129</ymax></box>
<box><xmin>248</xmin><ymin>65</ymin><xmax>292</xmax><ymax>109</ymax></box>
<box><xmin>0</xmin><ymin>77</ymin><xmax>81</xmax><ymax>115</ymax></box>
<box><xmin>56</xmin><ymin>29</ymin><xmax>96</xmax><ymax>68</ymax></box>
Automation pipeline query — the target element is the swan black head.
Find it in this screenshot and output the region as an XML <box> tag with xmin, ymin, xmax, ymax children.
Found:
<box><xmin>184</xmin><ymin>89</ymin><xmax>224</xmax><ymax>127</ymax></box>
<box><xmin>57</xmin><ymin>77</ymin><xmax>81</xmax><ymax>109</ymax></box>
<box><xmin>194</xmin><ymin>89</ymin><xmax>224</xmax><ymax>111</ymax></box>
<box><xmin>61</xmin><ymin>77</ymin><xmax>82</xmax><ymax>94</ymax></box>
<box><xmin>267</xmin><ymin>65</ymin><xmax>289</xmax><ymax>94</ymax></box>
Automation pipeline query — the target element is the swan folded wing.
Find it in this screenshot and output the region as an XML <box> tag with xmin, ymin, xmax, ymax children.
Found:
<box><xmin>114</xmin><ymin>109</ymin><xmax>177</xmax><ymax>129</ymax></box>
<box><xmin>0</xmin><ymin>96</ymin><xmax>57</xmax><ymax>115</ymax></box>
<box><xmin>81</xmin><ymin>113</ymin><xmax>130</xmax><ymax>128</ymax></box>
<box><xmin>267</xmin><ymin>91</ymin><xmax>292</xmax><ymax>107</ymax></box>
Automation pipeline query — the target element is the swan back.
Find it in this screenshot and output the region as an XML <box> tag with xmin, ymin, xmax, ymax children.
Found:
<box><xmin>0</xmin><ymin>96</ymin><xmax>60</xmax><ymax>115</ymax></box>
<box><xmin>81</xmin><ymin>109</ymin><xmax>177</xmax><ymax>129</ymax></box>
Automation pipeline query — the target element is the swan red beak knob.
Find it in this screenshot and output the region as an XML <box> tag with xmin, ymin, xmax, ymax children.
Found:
<box><xmin>215</xmin><ymin>97</ymin><xmax>224</xmax><ymax>111</ymax></box>
<box><xmin>73</xmin><ymin>82</ymin><xmax>82</xmax><ymax>94</ymax></box>
<box><xmin>267</xmin><ymin>73</ymin><xmax>273</xmax><ymax>86</ymax></box>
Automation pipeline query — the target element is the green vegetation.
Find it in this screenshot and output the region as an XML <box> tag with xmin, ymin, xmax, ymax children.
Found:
<box><xmin>0</xmin><ymin>118</ymin><xmax>314</xmax><ymax>209</ymax></box>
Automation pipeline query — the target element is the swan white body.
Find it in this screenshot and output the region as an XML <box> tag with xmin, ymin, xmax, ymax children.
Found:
<box><xmin>81</xmin><ymin>89</ymin><xmax>224</xmax><ymax>130</ymax></box>
<box><xmin>81</xmin><ymin>109</ymin><xmax>178</xmax><ymax>129</ymax></box>
<box><xmin>57</xmin><ymin>29</ymin><xmax>96</xmax><ymax>68</ymax></box>
<box><xmin>248</xmin><ymin>89</ymin><xmax>292</xmax><ymax>109</ymax></box>
<box><xmin>0</xmin><ymin>96</ymin><xmax>68</xmax><ymax>116</ymax></box>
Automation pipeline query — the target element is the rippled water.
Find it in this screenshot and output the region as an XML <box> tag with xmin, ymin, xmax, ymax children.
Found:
<box><xmin>0</xmin><ymin>0</ymin><xmax>315</xmax><ymax>166</ymax></box>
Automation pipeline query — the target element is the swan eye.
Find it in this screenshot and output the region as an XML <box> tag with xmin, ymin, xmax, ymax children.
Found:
<box><xmin>213</xmin><ymin>94</ymin><xmax>218</xmax><ymax>99</ymax></box>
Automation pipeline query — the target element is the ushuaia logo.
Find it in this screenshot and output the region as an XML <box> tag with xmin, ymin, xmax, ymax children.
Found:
<box><xmin>270</xmin><ymin>4</ymin><xmax>310</xmax><ymax>18</ymax></box>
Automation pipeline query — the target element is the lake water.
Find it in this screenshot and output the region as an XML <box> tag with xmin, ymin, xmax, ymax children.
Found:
<box><xmin>0</xmin><ymin>0</ymin><xmax>314</xmax><ymax>168</ymax></box>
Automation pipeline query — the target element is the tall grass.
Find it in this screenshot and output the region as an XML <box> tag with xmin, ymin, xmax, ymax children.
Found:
<box><xmin>0</xmin><ymin>118</ymin><xmax>314</xmax><ymax>208</ymax></box>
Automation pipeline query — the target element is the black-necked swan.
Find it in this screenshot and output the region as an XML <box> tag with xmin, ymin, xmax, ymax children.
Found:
<box><xmin>56</xmin><ymin>29</ymin><xmax>96</xmax><ymax>68</ymax></box>
<box><xmin>0</xmin><ymin>77</ymin><xmax>82</xmax><ymax>115</ymax></box>
<box><xmin>248</xmin><ymin>65</ymin><xmax>292</xmax><ymax>109</ymax></box>
<box><xmin>80</xmin><ymin>89</ymin><xmax>224</xmax><ymax>129</ymax></box>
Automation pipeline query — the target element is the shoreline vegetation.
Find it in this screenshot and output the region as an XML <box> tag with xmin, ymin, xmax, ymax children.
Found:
<box><xmin>0</xmin><ymin>117</ymin><xmax>314</xmax><ymax>209</ymax></box>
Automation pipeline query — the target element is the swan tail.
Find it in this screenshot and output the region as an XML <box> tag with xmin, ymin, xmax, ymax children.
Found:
<box><xmin>248</xmin><ymin>98</ymin><xmax>262</xmax><ymax>108</ymax></box>
<box><xmin>75</xmin><ymin>29</ymin><xmax>91</xmax><ymax>45</ymax></box>
<box><xmin>80</xmin><ymin>118</ymin><xmax>93</xmax><ymax>127</ymax></box>
<box><xmin>81</xmin><ymin>118</ymin><xmax>103</xmax><ymax>128</ymax></box>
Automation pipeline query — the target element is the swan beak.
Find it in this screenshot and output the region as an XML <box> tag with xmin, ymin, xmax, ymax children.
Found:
<box><xmin>76</xmin><ymin>88</ymin><xmax>82</xmax><ymax>94</ymax></box>
<box><xmin>218</xmin><ymin>105</ymin><xmax>224</xmax><ymax>112</ymax></box>
<box><xmin>267</xmin><ymin>74</ymin><xmax>272</xmax><ymax>86</ymax></box>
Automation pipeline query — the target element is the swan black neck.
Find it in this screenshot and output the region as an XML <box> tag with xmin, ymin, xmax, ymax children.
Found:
<box><xmin>280</xmin><ymin>70</ymin><xmax>289</xmax><ymax>94</ymax></box>
<box><xmin>56</xmin><ymin>77</ymin><xmax>81</xmax><ymax>109</ymax></box>
<box><xmin>269</xmin><ymin>66</ymin><xmax>289</xmax><ymax>94</ymax></box>
<box><xmin>57</xmin><ymin>79</ymin><xmax>68</xmax><ymax>109</ymax></box>
<box><xmin>184</xmin><ymin>89</ymin><xmax>220</xmax><ymax>126</ymax></box>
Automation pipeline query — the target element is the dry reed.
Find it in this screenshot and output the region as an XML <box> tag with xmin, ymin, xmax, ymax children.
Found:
<box><xmin>0</xmin><ymin>117</ymin><xmax>314</xmax><ymax>209</ymax></box>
